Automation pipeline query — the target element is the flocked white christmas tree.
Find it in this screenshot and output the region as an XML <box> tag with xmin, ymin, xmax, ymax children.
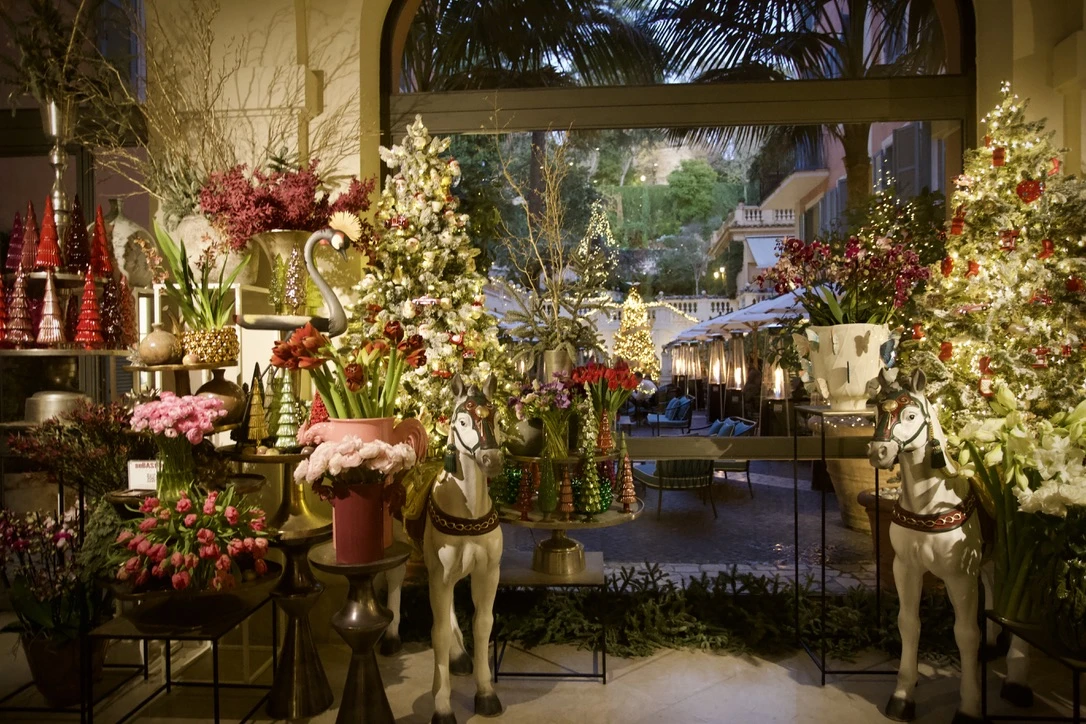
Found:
<box><xmin>348</xmin><ymin>115</ymin><xmax>509</xmax><ymax>446</ymax></box>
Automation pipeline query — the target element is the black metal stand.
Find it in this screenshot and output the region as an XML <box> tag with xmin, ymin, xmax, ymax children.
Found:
<box><xmin>982</xmin><ymin>613</ymin><xmax>1083</xmax><ymax>723</ymax></box>
<box><xmin>792</xmin><ymin>404</ymin><xmax>895</xmax><ymax>684</ymax></box>
<box><xmin>492</xmin><ymin>550</ymin><xmax>607</xmax><ymax>683</ymax></box>
<box><xmin>309</xmin><ymin>541</ymin><xmax>411</xmax><ymax>724</ymax></box>
<box><xmin>0</xmin><ymin>659</ymin><xmax>146</xmax><ymax>716</ymax></box>
<box><xmin>87</xmin><ymin>597</ymin><xmax>276</xmax><ymax>724</ymax></box>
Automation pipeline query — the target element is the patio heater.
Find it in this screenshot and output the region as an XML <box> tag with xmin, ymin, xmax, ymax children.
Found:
<box><xmin>760</xmin><ymin>353</ymin><xmax>795</xmax><ymax>436</ymax></box>
<box><xmin>707</xmin><ymin>338</ymin><xmax>727</xmax><ymax>422</ymax></box>
<box><xmin>724</xmin><ymin>333</ymin><xmax>747</xmax><ymax>418</ymax></box>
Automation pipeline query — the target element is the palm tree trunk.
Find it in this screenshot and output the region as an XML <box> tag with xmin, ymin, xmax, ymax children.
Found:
<box><xmin>529</xmin><ymin>130</ymin><xmax>547</xmax><ymax>220</ymax></box>
<box><xmin>841</xmin><ymin>123</ymin><xmax>872</xmax><ymax>210</ymax></box>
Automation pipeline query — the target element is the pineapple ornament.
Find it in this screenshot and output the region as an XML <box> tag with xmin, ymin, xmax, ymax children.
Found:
<box><xmin>36</xmin><ymin>269</ymin><xmax>65</xmax><ymax>346</ymax></box>
<box><xmin>4</xmin><ymin>210</ymin><xmax>22</xmax><ymax>273</ymax></box>
<box><xmin>7</xmin><ymin>267</ymin><xmax>32</xmax><ymax>346</ymax></box>
<box><xmin>74</xmin><ymin>271</ymin><xmax>104</xmax><ymax>349</ymax></box>
<box><xmin>34</xmin><ymin>197</ymin><xmax>63</xmax><ymax>271</ymax></box>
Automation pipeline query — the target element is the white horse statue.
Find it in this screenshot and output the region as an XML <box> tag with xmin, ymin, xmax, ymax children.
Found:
<box><xmin>421</xmin><ymin>374</ymin><xmax>504</xmax><ymax>724</ymax></box>
<box><xmin>868</xmin><ymin>368</ymin><xmax>983</xmax><ymax>723</ymax></box>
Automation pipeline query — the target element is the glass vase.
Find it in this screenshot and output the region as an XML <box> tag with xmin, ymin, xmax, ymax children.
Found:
<box><xmin>541</xmin><ymin>414</ymin><xmax>570</xmax><ymax>460</ymax></box>
<box><xmin>156</xmin><ymin>435</ymin><xmax>196</xmax><ymax>500</ymax></box>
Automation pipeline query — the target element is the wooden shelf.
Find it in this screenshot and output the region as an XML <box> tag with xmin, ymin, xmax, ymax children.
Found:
<box><xmin>124</xmin><ymin>361</ymin><xmax>238</xmax><ymax>373</ymax></box>
<box><xmin>0</xmin><ymin>348</ymin><xmax>130</xmax><ymax>358</ymax></box>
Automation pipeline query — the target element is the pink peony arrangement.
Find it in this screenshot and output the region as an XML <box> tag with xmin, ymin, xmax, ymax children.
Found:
<box><xmin>113</xmin><ymin>485</ymin><xmax>271</xmax><ymax>592</ymax></box>
<box><xmin>294</xmin><ymin>436</ymin><xmax>417</xmax><ymax>500</ymax></box>
<box><xmin>130</xmin><ymin>392</ymin><xmax>226</xmax><ymax>445</ymax></box>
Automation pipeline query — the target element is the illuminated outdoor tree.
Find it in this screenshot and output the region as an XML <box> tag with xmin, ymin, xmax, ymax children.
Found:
<box><xmin>612</xmin><ymin>286</ymin><xmax>660</xmax><ymax>380</ymax></box>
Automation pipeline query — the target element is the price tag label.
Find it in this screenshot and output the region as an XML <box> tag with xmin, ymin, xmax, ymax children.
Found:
<box><xmin>127</xmin><ymin>460</ymin><xmax>158</xmax><ymax>490</ymax></box>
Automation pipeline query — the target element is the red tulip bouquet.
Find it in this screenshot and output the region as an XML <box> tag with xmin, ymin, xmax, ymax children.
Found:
<box><xmin>112</xmin><ymin>485</ymin><xmax>270</xmax><ymax>593</ymax></box>
<box><xmin>571</xmin><ymin>361</ymin><xmax>639</xmax><ymax>418</ymax></box>
<box><xmin>270</xmin><ymin>320</ymin><xmax>427</xmax><ymax>419</ymax></box>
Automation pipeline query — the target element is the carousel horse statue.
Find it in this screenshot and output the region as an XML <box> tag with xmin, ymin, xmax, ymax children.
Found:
<box><xmin>414</xmin><ymin>374</ymin><xmax>504</xmax><ymax>724</ymax></box>
<box><xmin>869</xmin><ymin>367</ymin><xmax>984</xmax><ymax>723</ymax></box>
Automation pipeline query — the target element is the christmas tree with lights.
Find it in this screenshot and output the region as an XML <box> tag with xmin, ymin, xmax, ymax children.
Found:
<box><xmin>905</xmin><ymin>83</ymin><xmax>1086</xmax><ymax>422</ymax></box>
<box><xmin>348</xmin><ymin>116</ymin><xmax>508</xmax><ymax>443</ymax></box>
<box><xmin>611</xmin><ymin>286</ymin><xmax>660</xmax><ymax>381</ymax></box>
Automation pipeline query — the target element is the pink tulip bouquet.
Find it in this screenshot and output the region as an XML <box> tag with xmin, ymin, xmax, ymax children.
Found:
<box><xmin>113</xmin><ymin>485</ymin><xmax>271</xmax><ymax>593</ymax></box>
<box><xmin>130</xmin><ymin>393</ymin><xmax>226</xmax><ymax>499</ymax></box>
<box><xmin>294</xmin><ymin>436</ymin><xmax>417</xmax><ymax>500</ymax></box>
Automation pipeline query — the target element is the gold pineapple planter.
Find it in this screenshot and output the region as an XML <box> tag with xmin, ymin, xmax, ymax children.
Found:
<box><xmin>182</xmin><ymin>327</ymin><xmax>239</xmax><ymax>365</ymax></box>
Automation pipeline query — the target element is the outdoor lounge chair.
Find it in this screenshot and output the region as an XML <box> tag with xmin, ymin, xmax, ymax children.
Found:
<box><xmin>709</xmin><ymin>416</ymin><xmax>757</xmax><ymax>499</ymax></box>
<box><xmin>645</xmin><ymin>394</ymin><xmax>695</xmax><ymax>435</ymax></box>
<box><xmin>633</xmin><ymin>458</ymin><xmax>717</xmax><ymax>519</ymax></box>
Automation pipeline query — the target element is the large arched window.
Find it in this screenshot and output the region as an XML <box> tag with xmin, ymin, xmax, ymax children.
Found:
<box><xmin>381</xmin><ymin>0</ymin><xmax>974</xmax><ymax>144</ymax></box>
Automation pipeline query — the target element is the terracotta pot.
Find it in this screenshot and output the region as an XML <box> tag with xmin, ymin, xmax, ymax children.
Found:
<box><xmin>21</xmin><ymin>634</ymin><xmax>106</xmax><ymax>708</ymax></box>
<box><xmin>310</xmin><ymin>417</ymin><xmax>429</xmax><ymax>564</ymax></box>
<box><xmin>138</xmin><ymin>322</ymin><xmax>181</xmax><ymax>365</ymax></box>
<box><xmin>196</xmin><ymin>368</ymin><xmax>246</xmax><ymax>424</ymax></box>
<box><xmin>813</xmin><ymin>416</ymin><xmax>880</xmax><ymax>531</ymax></box>
<box><xmin>858</xmin><ymin>488</ymin><xmax>941</xmax><ymax>593</ymax></box>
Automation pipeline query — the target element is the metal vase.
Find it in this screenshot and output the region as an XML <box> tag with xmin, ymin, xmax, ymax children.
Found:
<box><xmin>542</xmin><ymin>348</ymin><xmax>573</xmax><ymax>381</ymax></box>
<box><xmin>40</xmin><ymin>96</ymin><xmax>74</xmax><ymax>242</ymax></box>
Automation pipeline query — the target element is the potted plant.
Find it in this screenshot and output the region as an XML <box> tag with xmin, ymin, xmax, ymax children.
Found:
<box><xmin>759</xmin><ymin>234</ymin><xmax>930</xmax><ymax>411</ymax></box>
<box><xmin>129</xmin><ymin>393</ymin><xmax>227</xmax><ymax>500</ymax></box>
<box><xmin>570</xmin><ymin>360</ymin><xmax>639</xmax><ymax>452</ymax></box>
<box><xmin>270</xmin><ymin>321</ymin><xmax>429</xmax><ymax>562</ymax></box>
<box><xmin>293</xmin><ymin>436</ymin><xmax>418</xmax><ymax>563</ymax></box>
<box><xmin>108</xmin><ymin>485</ymin><xmax>278</xmax><ymax>627</ymax></box>
<box><xmin>511</xmin><ymin>378</ymin><xmax>575</xmax><ymax>460</ymax></box>
<box><xmin>0</xmin><ymin>508</ymin><xmax>111</xmax><ymax>707</ymax></box>
<box><xmin>149</xmin><ymin>221</ymin><xmax>250</xmax><ymax>364</ymax></box>
<box><xmin>198</xmin><ymin>159</ymin><xmax>375</xmax><ymax>279</ymax></box>
<box><xmin>956</xmin><ymin>387</ymin><xmax>1086</xmax><ymax>631</ymax></box>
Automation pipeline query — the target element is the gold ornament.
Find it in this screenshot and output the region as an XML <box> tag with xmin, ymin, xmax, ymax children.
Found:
<box><xmin>182</xmin><ymin>327</ymin><xmax>239</xmax><ymax>365</ymax></box>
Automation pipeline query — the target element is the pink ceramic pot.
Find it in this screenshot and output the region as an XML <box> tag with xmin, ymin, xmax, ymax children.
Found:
<box><xmin>314</xmin><ymin>417</ymin><xmax>428</xmax><ymax>564</ymax></box>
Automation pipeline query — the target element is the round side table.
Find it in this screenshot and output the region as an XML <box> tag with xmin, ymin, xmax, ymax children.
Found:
<box><xmin>310</xmin><ymin>541</ymin><xmax>411</xmax><ymax>724</ymax></box>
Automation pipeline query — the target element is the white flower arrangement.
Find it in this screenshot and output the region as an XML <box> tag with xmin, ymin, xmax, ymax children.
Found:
<box><xmin>294</xmin><ymin>436</ymin><xmax>417</xmax><ymax>499</ymax></box>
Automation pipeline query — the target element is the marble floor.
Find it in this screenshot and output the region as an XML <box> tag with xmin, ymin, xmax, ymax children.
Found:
<box><xmin>1</xmin><ymin>631</ymin><xmax>1080</xmax><ymax>723</ymax></box>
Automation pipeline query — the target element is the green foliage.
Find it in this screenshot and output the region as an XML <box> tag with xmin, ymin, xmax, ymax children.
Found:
<box><xmin>153</xmin><ymin>221</ymin><xmax>250</xmax><ymax>330</ymax></box>
<box><xmin>393</xmin><ymin>564</ymin><xmax>959</xmax><ymax>663</ymax></box>
<box><xmin>668</xmin><ymin>159</ymin><xmax>719</xmax><ymax>224</ymax></box>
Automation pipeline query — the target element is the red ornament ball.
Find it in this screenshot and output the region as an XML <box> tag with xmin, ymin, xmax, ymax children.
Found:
<box><xmin>1037</xmin><ymin>238</ymin><xmax>1055</xmax><ymax>260</ymax></box>
<box><xmin>1016</xmin><ymin>179</ymin><xmax>1044</xmax><ymax>203</ymax></box>
<box><xmin>941</xmin><ymin>256</ymin><xmax>954</xmax><ymax>277</ymax></box>
<box><xmin>966</xmin><ymin>260</ymin><xmax>980</xmax><ymax>277</ymax></box>
<box><xmin>938</xmin><ymin>342</ymin><xmax>953</xmax><ymax>362</ymax></box>
<box><xmin>1067</xmin><ymin>276</ymin><xmax>1084</xmax><ymax>293</ymax></box>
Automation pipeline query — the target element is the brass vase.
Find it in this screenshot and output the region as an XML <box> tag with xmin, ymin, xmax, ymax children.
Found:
<box><xmin>182</xmin><ymin>327</ymin><xmax>239</xmax><ymax>365</ymax></box>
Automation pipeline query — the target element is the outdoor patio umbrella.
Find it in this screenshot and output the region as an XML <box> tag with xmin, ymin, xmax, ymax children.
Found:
<box><xmin>706</xmin><ymin>290</ymin><xmax>806</xmax><ymax>335</ymax></box>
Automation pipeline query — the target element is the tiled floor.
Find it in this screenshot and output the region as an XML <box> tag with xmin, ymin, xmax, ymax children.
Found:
<box><xmin>1</xmin><ymin>630</ymin><xmax>1080</xmax><ymax>723</ymax></box>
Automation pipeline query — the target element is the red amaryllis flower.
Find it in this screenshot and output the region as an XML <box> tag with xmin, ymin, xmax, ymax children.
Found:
<box><xmin>384</xmin><ymin>320</ymin><xmax>405</xmax><ymax>344</ymax></box>
<box><xmin>365</xmin><ymin>304</ymin><xmax>382</xmax><ymax>324</ymax></box>
<box><xmin>344</xmin><ymin>362</ymin><xmax>365</xmax><ymax>391</ymax></box>
<box><xmin>271</xmin><ymin>322</ymin><xmax>330</xmax><ymax>370</ymax></box>
<box><xmin>404</xmin><ymin>348</ymin><xmax>427</xmax><ymax>368</ymax></box>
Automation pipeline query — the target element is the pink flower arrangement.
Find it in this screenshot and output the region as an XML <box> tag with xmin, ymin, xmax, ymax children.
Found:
<box><xmin>199</xmin><ymin>160</ymin><xmax>376</xmax><ymax>252</ymax></box>
<box><xmin>113</xmin><ymin>486</ymin><xmax>271</xmax><ymax>592</ymax></box>
<box><xmin>294</xmin><ymin>436</ymin><xmax>417</xmax><ymax>500</ymax></box>
<box><xmin>130</xmin><ymin>392</ymin><xmax>226</xmax><ymax>444</ymax></box>
<box><xmin>756</xmin><ymin>235</ymin><xmax>930</xmax><ymax>326</ymax></box>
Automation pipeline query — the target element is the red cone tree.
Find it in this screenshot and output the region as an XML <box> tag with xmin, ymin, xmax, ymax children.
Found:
<box><xmin>36</xmin><ymin>269</ymin><xmax>64</xmax><ymax>346</ymax></box>
<box><xmin>5</xmin><ymin>211</ymin><xmax>22</xmax><ymax>273</ymax></box>
<box><xmin>74</xmin><ymin>271</ymin><xmax>103</xmax><ymax>349</ymax></box>
<box><xmin>64</xmin><ymin>195</ymin><xmax>91</xmax><ymax>274</ymax></box>
<box><xmin>0</xmin><ymin>275</ymin><xmax>8</xmax><ymax>343</ymax></box>
<box><xmin>35</xmin><ymin>197</ymin><xmax>62</xmax><ymax>271</ymax></box>
<box><xmin>63</xmin><ymin>294</ymin><xmax>79</xmax><ymax>343</ymax></box>
<box><xmin>309</xmin><ymin>392</ymin><xmax>330</xmax><ymax>425</ymax></box>
<box><xmin>19</xmin><ymin>205</ymin><xmax>39</xmax><ymax>272</ymax></box>
<box><xmin>90</xmin><ymin>205</ymin><xmax>114</xmax><ymax>278</ymax></box>
<box><xmin>7</xmin><ymin>267</ymin><xmax>32</xmax><ymax>346</ymax></box>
